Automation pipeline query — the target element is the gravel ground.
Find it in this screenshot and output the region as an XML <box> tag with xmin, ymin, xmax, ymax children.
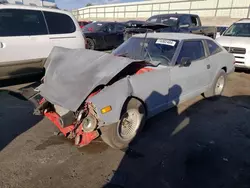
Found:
<box><xmin>1</xmin><ymin>71</ymin><xmax>250</xmax><ymax>188</ymax></box>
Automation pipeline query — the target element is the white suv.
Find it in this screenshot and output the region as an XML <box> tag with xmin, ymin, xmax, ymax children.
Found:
<box><xmin>0</xmin><ymin>4</ymin><xmax>85</xmax><ymax>80</ymax></box>
<box><xmin>216</xmin><ymin>19</ymin><xmax>250</xmax><ymax>70</ymax></box>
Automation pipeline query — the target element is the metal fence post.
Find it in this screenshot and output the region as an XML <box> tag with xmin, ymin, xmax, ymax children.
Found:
<box><xmin>189</xmin><ymin>0</ymin><xmax>192</xmax><ymax>14</ymax></box>
<box><xmin>247</xmin><ymin>5</ymin><xmax>250</xmax><ymax>18</ymax></box>
<box><xmin>136</xmin><ymin>4</ymin><xmax>138</xmax><ymax>18</ymax></box>
<box><xmin>229</xmin><ymin>0</ymin><xmax>234</xmax><ymax>18</ymax></box>
<box><xmin>151</xmin><ymin>4</ymin><xmax>153</xmax><ymax>16</ymax></box>
<box><xmin>124</xmin><ymin>6</ymin><xmax>126</xmax><ymax>19</ymax></box>
<box><xmin>168</xmin><ymin>2</ymin><xmax>170</xmax><ymax>14</ymax></box>
<box><xmin>215</xmin><ymin>0</ymin><xmax>219</xmax><ymax>17</ymax></box>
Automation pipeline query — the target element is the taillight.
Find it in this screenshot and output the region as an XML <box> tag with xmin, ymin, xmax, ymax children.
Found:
<box><xmin>88</xmin><ymin>27</ymin><xmax>93</xmax><ymax>32</ymax></box>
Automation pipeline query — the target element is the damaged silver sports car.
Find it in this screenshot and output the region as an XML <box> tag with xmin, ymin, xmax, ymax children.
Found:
<box><xmin>33</xmin><ymin>33</ymin><xmax>235</xmax><ymax>149</ymax></box>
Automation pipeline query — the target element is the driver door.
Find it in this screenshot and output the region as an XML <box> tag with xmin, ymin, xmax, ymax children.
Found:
<box><xmin>169</xmin><ymin>40</ymin><xmax>211</xmax><ymax>106</ymax></box>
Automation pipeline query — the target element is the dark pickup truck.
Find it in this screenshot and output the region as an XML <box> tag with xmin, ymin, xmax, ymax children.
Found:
<box><xmin>124</xmin><ymin>13</ymin><xmax>217</xmax><ymax>40</ymax></box>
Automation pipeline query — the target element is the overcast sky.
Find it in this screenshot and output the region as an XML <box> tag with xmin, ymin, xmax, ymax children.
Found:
<box><xmin>56</xmin><ymin>0</ymin><xmax>144</xmax><ymax>10</ymax></box>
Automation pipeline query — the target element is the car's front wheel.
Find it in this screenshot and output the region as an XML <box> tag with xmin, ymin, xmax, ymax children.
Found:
<box><xmin>204</xmin><ymin>69</ymin><xmax>227</xmax><ymax>98</ymax></box>
<box><xmin>100</xmin><ymin>98</ymin><xmax>146</xmax><ymax>150</ymax></box>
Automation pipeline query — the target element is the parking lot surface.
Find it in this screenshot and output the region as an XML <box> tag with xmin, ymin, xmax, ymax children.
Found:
<box><xmin>1</xmin><ymin>71</ymin><xmax>250</xmax><ymax>188</ymax></box>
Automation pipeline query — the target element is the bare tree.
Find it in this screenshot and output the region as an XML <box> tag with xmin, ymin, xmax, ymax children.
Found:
<box><xmin>85</xmin><ymin>3</ymin><xmax>93</xmax><ymax>7</ymax></box>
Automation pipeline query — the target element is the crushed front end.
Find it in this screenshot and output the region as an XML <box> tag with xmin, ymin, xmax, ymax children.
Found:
<box><xmin>34</xmin><ymin>95</ymin><xmax>100</xmax><ymax>147</ymax></box>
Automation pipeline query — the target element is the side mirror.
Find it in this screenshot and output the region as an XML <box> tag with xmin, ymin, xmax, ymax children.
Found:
<box><xmin>180</xmin><ymin>57</ymin><xmax>191</xmax><ymax>67</ymax></box>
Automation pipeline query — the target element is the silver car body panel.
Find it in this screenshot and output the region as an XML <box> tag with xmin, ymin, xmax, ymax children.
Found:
<box><xmin>37</xmin><ymin>47</ymin><xmax>151</xmax><ymax>112</ymax></box>
<box><xmin>38</xmin><ymin>33</ymin><xmax>235</xmax><ymax>126</ymax></box>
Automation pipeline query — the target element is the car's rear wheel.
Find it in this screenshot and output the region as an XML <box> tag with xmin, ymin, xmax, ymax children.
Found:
<box><xmin>86</xmin><ymin>38</ymin><xmax>95</xmax><ymax>50</ymax></box>
<box><xmin>204</xmin><ymin>69</ymin><xmax>226</xmax><ymax>98</ymax></box>
<box><xmin>100</xmin><ymin>98</ymin><xmax>146</xmax><ymax>150</ymax></box>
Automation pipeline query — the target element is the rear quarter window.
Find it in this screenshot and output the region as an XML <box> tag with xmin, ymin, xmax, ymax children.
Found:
<box><xmin>44</xmin><ymin>11</ymin><xmax>76</xmax><ymax>34</ymax></box>
<box><xmin>206</xmin><ymin>39</ymin><xmax>222</xmax><ymax>55</ymax></box>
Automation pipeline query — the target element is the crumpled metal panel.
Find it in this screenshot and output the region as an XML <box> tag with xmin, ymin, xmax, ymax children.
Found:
<box><xmin>37</xmin><ymin>47</ymin><xmax>145</xmax><ymax>112</ymax></box>
<box><xmin>87</xmin><ymin>76</ymin><xmax>132</xmax><ymax>125</ymax></box>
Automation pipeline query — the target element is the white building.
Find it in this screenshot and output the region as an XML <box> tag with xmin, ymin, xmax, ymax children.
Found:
<box><xmin>72</xmin><ymin>0</ymin><xmax>250</xmax><ymax>26</ymax></box>
<box><xmin>0</xmin><ymin>0</ymin><xmax>56</xmax><ymax>7</ymax></box>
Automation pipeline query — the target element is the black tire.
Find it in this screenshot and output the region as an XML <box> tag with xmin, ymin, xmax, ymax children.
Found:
<box><xmin>203</xmin><ymin>69</ymin><xmax>227</xmax><ymax>98</ymax></box>
<box><xmin>86</xmin><ymin>38</ymin><xmax>95</xmax><ymax>50</ymax></box>
<box><xmin>100</xmin><ymin>98</ymin><xmax>146</xmax><ymax>150</ymax></box>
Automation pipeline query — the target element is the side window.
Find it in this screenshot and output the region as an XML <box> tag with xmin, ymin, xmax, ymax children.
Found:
<box><xmin>0</xmin><ymin>9</ymin><xmax>47</xmax><ymax>36</ymax></box>
<box><xmin>206</xmin><ymin>39</ymin><xmax>222</xmax><ymax>55</ymax></box>
<box><xmin>44</xmin><ymin>11</ymin><xmax>76</xmax><ymax>34</ymax></box>
<box><xmin>116</xmin><ymin>24</ymin><xmax>125</xmax><ymax>32</ymax></box>
<box><xmin>177</xmin><ymin>41</ymin><xmax>205</xmax><ymax>64</ymax></box>
<box><xmin>179</xmin><ymin>16</ymin><xmax>191</xmax><ymax>26</ymax></box>
<box><xmin>190</xmin><ymin>16</ymin><xmax>198</xmax><ymax>26</ymax></box>
<box><xmin>147</xmin><ymin>16</ymin><xmax>158</xmax><ymax>23</ymax></box>
<box><xmin>103</xmin><ymin>24</ymin><xmax>115</xmax><ymax>33</ymax></box>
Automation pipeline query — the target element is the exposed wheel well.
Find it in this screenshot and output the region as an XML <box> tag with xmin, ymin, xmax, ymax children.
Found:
<box><xmin>121</xmin><ymin>96</ymin><xmax>148</xmax><ymax>118</ymax></box>
<box><xmin>222</xmin><ymin>67</ymin><xmax>227</xmax><ymax>73</ymax></box>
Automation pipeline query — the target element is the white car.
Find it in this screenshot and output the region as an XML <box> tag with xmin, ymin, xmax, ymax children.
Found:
<box><xmin>216</xmin><ymin>19</ymin><xmax>250</xmax><ymax>69</ymax></box>
<box><xmin>0</xmin><ymin>4</ymin><xmax>85</xmax><ymax>80</ymax></box>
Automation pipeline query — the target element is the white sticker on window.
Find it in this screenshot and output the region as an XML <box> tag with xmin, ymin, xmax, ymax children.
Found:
<box><xmin>97</xmin><ymin>23</ymin><xmax>103</xmax><ymax>26</ymax></box>
<box><xmin>156</xmin><ymin>39</ymin><xmax>176</xmax><ymax>46</ymax></box>
<box><xmin>170</xmin><ymin>17</ymin><xmax>178</xmax><ymax>20</ymax></box>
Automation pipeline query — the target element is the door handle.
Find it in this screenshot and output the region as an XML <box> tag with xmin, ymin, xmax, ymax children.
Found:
<box><xmin>0</xmin><ymin>42</ymin><xmax>5</xmax><ymax>48</ymax></box>
<box><xmin>207</xmin><ymin>64</ymin><xmax>211</xmax><ymax>69</ymax></box>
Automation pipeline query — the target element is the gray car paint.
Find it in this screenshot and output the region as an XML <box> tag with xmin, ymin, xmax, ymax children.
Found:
<box><xmin>37</xmin><ymin>47</ymin><xmax>150</xmax><ymax>112</ymax></box>
<box><xmin>88</xmin><ymin>38</ymin><xmax>234</xmax><ymax>125</ymax></box>
<box><xmin>87</xmin><ymin>76</ymin><xmax>133</xmax><ymax>125</ymax></box>
<box><xmin>38</xmin><ymin>33</ymin><xmax>235</xmax><ymax>126</ymax></box>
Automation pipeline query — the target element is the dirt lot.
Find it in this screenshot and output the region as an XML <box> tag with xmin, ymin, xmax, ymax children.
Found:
<box><xmin>1</xmin><ymin>71</ymin><xmax>250</xmax><ymax>188</ymax></box>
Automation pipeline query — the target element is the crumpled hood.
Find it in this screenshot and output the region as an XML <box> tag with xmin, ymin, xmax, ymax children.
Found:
<box><xmin>37</xmin><ymin>47</ymin><xmax>146</xmax><ymax>112</ymax></box>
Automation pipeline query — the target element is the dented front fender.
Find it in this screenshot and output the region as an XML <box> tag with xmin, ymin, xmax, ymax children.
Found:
<box><xmin>87</xmin><ymin>76</ymin><xmax>132</xmax><ymax>126</ymax></box>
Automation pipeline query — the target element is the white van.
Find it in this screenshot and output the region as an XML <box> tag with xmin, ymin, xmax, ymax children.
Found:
<box><xmin>0</xmin><ymin>4</ymin><xmax>85</xmax><ymax>80</ymax></box>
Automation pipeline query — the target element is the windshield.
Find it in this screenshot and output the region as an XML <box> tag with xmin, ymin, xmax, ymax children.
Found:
<box><xmin>82</xmin><ymin>22</ymin><xmax>104</xmax><ymax>32</ymax></box>
<box><xmin>147</xmin><ymin>15</ymin><xmax>178</xmax><ymax>26</ymax></box>
<box><xmin>112</xmin><ymin>37</ymin><xmax>179</xmax><ymax>65</ymax></box>
<box><xmin>223</xmin><ymin>23</ymin><xmax>250</xmax><ymax>37</ymax></box>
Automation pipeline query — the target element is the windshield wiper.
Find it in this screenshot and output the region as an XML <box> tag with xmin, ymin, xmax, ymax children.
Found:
<box><xmin>144</xmin><ymin>47</ymin><xmax>153</xmax><ymax>62</ymax></box>
<box><xmin>139</xmin><ymin>29</ymin><xmax>153</xmax><ymax>62</ymax></box>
